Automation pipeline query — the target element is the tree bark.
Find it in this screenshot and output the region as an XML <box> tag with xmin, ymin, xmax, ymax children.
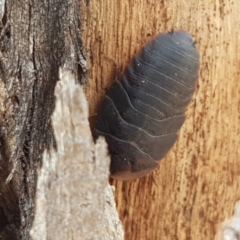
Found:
<box><xmin>0</xmin><ymin>0</ymin><xmax>87</xmax><ymax>239</ymax></box>
<box><xmin>30</xmin><ymin>70</ymin><xmax>123</xmax><ymax>240</ymax></box>
<box><xmin>83</xmin><ymin>0</ymin><xmax>240</xmax><ymax>239</ymax></box>
<box><xmin>1</xmin><ymin>0</ymin><xmax>240</xmax><ymax>239</ymax></box>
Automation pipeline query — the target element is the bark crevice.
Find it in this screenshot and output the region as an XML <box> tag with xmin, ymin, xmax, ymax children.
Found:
<box><xmin>0</xmin><ymin>1</ymin><xmax>87</xmax><ymax>239</ymax></box>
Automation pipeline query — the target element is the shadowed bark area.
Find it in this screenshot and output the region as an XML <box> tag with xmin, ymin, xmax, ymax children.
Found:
<box><xmin>0</xmin><ymin>0</ymin><xmax>87</xmax><ymax>239</ymax></box>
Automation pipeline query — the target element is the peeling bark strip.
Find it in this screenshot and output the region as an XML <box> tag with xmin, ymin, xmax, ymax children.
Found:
<box><xmin>30</xmin><ymin>69</ymin><xmax>123</xmax><ymax>240</ymax></box>
<box><xmin>0</xmin><ymin>1</ymin><xmax>87</xmax><ymax>239</ymax></box>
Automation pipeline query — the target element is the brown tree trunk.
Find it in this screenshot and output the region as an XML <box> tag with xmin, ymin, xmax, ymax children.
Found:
<box><xmin>83</xmin><ymin>0</ymin><xmax>240</xmax><ymax>240</ymax></box>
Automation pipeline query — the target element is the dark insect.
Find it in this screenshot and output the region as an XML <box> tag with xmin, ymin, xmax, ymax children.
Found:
<box><xmin>94</xmin><ymin>30</ymin><xmax>199</xmax><ymax>180</ymax></box>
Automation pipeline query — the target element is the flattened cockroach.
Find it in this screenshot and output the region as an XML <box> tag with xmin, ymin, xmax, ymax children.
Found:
<box><xmin>94</xmin><ymin>30</ymin><xmax>199</xmax><ymax>180</ymax></box>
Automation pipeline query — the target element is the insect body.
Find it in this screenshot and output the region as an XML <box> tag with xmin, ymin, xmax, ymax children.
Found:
<box><xmin>94</xmin><ymin>30</ymin><xmax>199</xmax><ymax>180</ymax></box>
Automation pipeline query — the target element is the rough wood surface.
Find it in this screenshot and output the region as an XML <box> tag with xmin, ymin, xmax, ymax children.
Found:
<box><xmin>0</xmin><ymin>0</ymin><xmax>87</xmax><ymax>239</ymax></box>
<box><xmin>30</xmin><ymin>70</ymin><xmax>124</xmax><ymax>240</ymax></box>
<box><xmin>82</xmin><ymin>0</ymin><xmax>240</xmax><ymax>239</ymax></box>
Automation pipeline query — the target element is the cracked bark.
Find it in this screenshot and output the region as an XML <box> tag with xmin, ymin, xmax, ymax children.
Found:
<box><xmin>0</xmin><ymin>0</ymin><xmax>90</xmax><ymax>239</ymax></box>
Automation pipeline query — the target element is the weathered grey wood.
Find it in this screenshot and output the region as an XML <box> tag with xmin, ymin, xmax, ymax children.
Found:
<box><xmin>30</xmin><ymin>70</ymin><xmax>123</xmax><ymax>240</ymax></box>
<box><xmin>215</xmin><ymin>201</ymin><xmax>240</xmax><ymax>240</ymax></box>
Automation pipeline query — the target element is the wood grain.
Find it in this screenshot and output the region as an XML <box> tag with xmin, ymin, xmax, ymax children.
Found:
<box><xmin>82</xmin><ymin>0</ymin><xmax>240</xmax><ymax>239</ymax></box>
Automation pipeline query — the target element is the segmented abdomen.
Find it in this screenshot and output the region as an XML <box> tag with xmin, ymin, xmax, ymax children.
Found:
<box><xmin>94</xmin><ymin>30</ymin><xmax>199</xmax><ymax>180</ymax></box>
